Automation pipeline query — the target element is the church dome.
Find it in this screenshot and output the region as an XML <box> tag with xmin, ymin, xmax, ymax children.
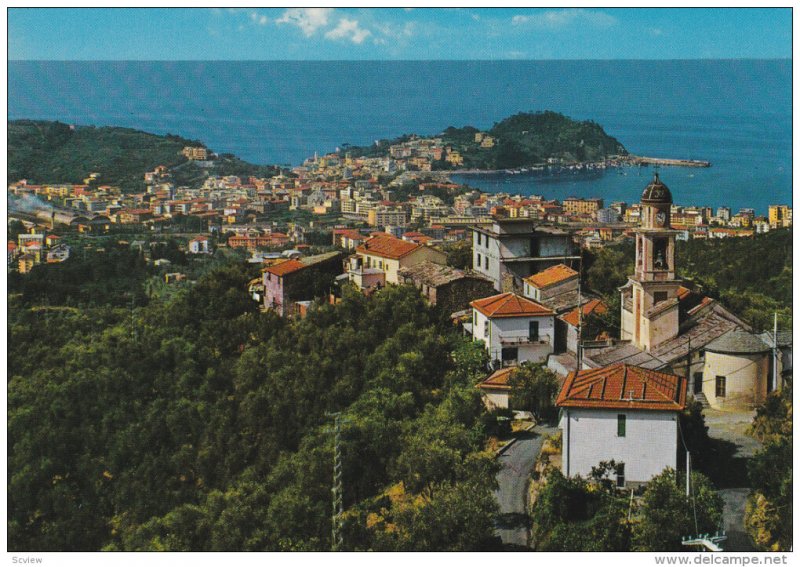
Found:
<box><xmin>641</xmin><ymin>172</ymin><xmax>672</xmax><ymax>205</ymax></box>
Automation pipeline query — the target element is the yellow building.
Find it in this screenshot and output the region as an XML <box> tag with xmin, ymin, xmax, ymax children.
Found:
<box><xmin>18</xmin><ymin>254</ymin><xmax>36</xmax><ymax>274</ymax></box>
<box><xmin>355</xmin><ymin>234</ymin><xmax>447</xmax><ymax>285</ymax></box>
<box><xmin>480</xmin><ymin>136</ymin><xmax>495</xmax><ymax>148</ymax></box>
<box><xmin>768</xmin><ymin>205</ymin><xmax>792</xmax><ymax>228</ymax></box>
<box><xmin>182</xmin><ymin>146</ymin><xmax>209</xmax><ymax>160</ymax></box>
<box><xmin>563</xmin><ymin>197</ymin><xmax>604</xmax><ymax>217</ymax></box>
<box><xmin>446</xmin><ymin>151</ymin><xmax>464</xmax><ymax>166</ymax></box>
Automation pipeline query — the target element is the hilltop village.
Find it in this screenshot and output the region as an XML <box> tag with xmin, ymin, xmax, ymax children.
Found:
<box><xmin>7</xmin><ymin>134</ymin><xmax>793</xmax><ymax>552</ymax></box>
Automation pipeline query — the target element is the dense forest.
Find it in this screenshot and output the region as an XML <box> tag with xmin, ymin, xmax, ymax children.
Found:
<box><xmin>8</xmin><ymin>249</ymin><xmax>501</xmax><ymax>551</ymax></box>
<box><xmin>7</xmin><ymin>121</ymin><xmax>284</xmax><ymax>192</ymax></box>
<box><xmin>341</xmin><ymin>111</ymin><xmax>628</xmax><ymax>170</ymax></box>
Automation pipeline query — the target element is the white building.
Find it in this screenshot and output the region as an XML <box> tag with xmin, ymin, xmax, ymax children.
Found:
<box><xmin>557</xmin><ymin>363</ymin><xmax>687</xmax><ymax>487</ymax></box>
<box><xmin>188</xmin><ymin>235</ymin><xmax>210</xmax><ymax>254</ymax></box>
<box><xmin>471</xmin><ymin>218</ymin><xmax>576</xmax><ymax>292</ymax></box>
<box><xmin>469</xmin><ymin>292</ymin><xmax>555</xmax><ymax>366</ymax></box>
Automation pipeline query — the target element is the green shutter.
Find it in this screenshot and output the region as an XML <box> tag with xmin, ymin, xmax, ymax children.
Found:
<box><xmin>617</xmin><ymin>414</ymin><xmax>626</xmax><ymax>437</ymax></box>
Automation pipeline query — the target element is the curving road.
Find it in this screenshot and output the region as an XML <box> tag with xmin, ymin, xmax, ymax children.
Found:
<box><xmin>494</xmin><ymin>424</ymin><xmax>557</xmax><ymax>548</ymax></box>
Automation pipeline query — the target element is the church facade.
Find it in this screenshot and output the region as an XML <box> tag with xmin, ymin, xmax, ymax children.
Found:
<box><xmin>581</xmin><ymin>173</ymin><xmax>788</xmax><ymax>408</ymax></box>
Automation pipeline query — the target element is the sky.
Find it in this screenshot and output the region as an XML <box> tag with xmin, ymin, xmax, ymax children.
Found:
<box><xmin>7</xmin><ymin>7</ymin><xmax>793</xmax><ymax>60</ymax></box>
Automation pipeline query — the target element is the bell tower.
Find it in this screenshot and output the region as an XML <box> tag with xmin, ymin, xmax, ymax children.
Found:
<box><xmin>620</xmin><ymin>172</ymin><xmax>682</xmax><ymax>352</ymax></box>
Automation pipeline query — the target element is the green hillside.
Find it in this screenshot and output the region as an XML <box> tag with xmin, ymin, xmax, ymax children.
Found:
<box><xmin>7</xmin><ymin>120</ymin><xmax>199</xmax><ymax>191</ymax></box>
<box><xmin>8</xmin><ymin>121</ymin><xmax>284</xmax><ymax>192</ymax></box>
<box><xmin>441</xmin><ymin>111</ymin><xmax>628</xmax><ymax>169</ymax></box>
<box><xmin>339</xmin><ymin>111</ymin><xmax>628</xmax><ymax>170</ymax></box>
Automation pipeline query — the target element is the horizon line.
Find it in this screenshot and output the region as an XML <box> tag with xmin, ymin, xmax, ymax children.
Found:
<box><xmin>8</xmin><ymin>57</ymin><xmax>792</xmax><ymax>63</ymax></box>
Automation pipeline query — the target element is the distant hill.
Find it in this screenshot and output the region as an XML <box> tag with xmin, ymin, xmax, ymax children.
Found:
<box><xmin>341</xmin><ymin>111</ymin><xmax>628</xmax><ymax>170</ymax></box>
<box><xmin>441</xmin><ymin>111</ymin><xmax>628</xmax><ymax>169</ymax></box>
<box><xmin>8</xmin><ymin>120</ymin><xmax>199</xmax><ymax>191</ymax></box>
<box><xmin>8</xmin><ymin>120</ymin><xmax>282</xmax><ymax>192</ymax></box>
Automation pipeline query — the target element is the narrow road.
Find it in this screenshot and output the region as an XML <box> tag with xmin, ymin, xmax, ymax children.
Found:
<box><xmin>494</xmin><ymin>423</ymin><xmax>557</xmax><ymax>548</ymax></box>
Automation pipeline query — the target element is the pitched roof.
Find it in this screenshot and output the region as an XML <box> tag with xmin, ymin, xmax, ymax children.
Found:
<box><xmin>556</xmin><ymin>363</ymin><xmax>686</xmax><ymax>411</ymax></box>
<box><xmin>264</xmin><ymin>259</ymin><xmax>306</xmax><ymax>277</ymax></box>
<box><xmin>356</xmin><ymin>234</ymin><xmax>420</xmax><ymax>260</ymax></box>
<box><xmin>705</xmin><ymin>329</ymin><xmax>771</xmax><ymax>355</ymax></box>
<box><xmin>561</xmin><ymin>299</ymin><xmax>608</xmax><ymax>327</ymax></box>
<box><xmin>525</xmin><ymin>264</ymin><xmax>579</xmax><ymax>289</ymax></box>
<box><xmin>399</xmin><ymin>260</ymin><xmax>492</xmax><ymax>287</ymax></box>
<box><xmin>471</xmin><ymin>292</ymin><xmax>555</xmax><ymax>318</ymax></box>
<box><xmin>477</xmin><ymin>367</ymin><xmax>518</xmax><ymax>391</ymax></box>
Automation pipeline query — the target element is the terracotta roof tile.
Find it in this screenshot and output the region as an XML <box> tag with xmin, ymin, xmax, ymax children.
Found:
<box><xmin>561</xmin><ymin>299</ymin><xmax>608</xmax><ymax>327</ymax></box>
<box><xmin>264</xmin><ymin>259</ymin><xmax>306</xmax><ymax>277</ymax></box>
<box><xmin>357</xmin><ymin>234</ymin><xmax>420</xmax><ymax>260</ymax></box>
<box><xmin>556</xmin><ymin>363</ymin><xmax>686</xmax><ymax>411</ymax></box>
<box><xmin>525</xmin><ymin>264</ymin><xmax>579</xmax><ymax>289</ymax></box>
<box><xmin>471</xmin><ymin>292</ymin><xmax>554</xmax><ymax>318</ymax></box>
<box><xmin>477</xmin><ymin>367</ymin><xmax>517</xmax><ymax>391</ymax></box>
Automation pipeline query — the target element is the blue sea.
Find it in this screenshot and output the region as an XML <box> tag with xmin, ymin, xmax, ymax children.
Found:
<box><xmin>8</xmin><ymin>60</ymin><xmax>792</xmax><ymax>214</ymax></box>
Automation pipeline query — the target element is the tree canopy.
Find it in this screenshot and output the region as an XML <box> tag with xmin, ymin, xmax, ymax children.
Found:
<box><xmin>8</xmin><ymin>253</ymin><xmax>501</xmax><ymax>551</ymax></box>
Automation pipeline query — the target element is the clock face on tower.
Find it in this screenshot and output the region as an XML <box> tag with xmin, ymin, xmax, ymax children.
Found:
<box><xmin>655</xmin><ymin>212</ymin><xmax>666</xmax><ymax>227</ymax></box>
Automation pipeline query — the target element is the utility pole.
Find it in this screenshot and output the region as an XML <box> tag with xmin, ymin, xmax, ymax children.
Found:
<box><xmin>129</xmin><ymin>294</ymin><xmax>137</xmax><ymax>341</ymax></box>
<box><xmin>686</xmin><ymin>451</ymin><xmax>691</xmax><ymax>497</ymax></box>
<box><xmin>772</xmin><ymin>312</ymin><xmax>779</xmax><ymax>392</ymax></box>
<box><xmin>325</xmin><ymin>412</ymin><xmax>349</xmax><ymax>551</ymax></box>
<box><xmin>685</xmin><ymin>335</ymin><xmax>692</xmax><ymax>393</ymax></box>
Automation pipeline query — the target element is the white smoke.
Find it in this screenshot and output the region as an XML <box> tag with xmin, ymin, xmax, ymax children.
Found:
<box><xmin>8</xmin><ymin>193</ymin><xmax>54</xmax><ymax>213</ymax></box>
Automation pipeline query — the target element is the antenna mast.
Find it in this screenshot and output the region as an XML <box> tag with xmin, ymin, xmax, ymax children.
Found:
<box><xmin>327</xmin><ymin>412</ymin><xmax>346</xmax><ymax>551</ymax></box>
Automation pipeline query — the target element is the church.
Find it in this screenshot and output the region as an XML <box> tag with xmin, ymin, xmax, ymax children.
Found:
<box><xmin>580</xmin><ymin>173</ymin><xmax>789</xmax><ymax>409</ymax></box>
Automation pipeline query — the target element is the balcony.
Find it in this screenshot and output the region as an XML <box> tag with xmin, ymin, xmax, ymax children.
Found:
<box><xmin>500</xmin><ymin>335</ymin><xmax>551</xmax><ymax>346</ymax></box>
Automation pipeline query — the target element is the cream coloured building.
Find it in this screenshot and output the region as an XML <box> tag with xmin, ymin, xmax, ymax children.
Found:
<box><xmin>354</xmin><ymin>234</ymin><xmax>446</xmax><ymax>285</ymax></box>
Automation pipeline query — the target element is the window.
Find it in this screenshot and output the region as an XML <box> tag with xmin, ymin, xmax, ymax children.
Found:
<box><xmin>473</xmin><ymin>311</ymin><xmax>477</xmax><ymax>327</ymax></box>
<box><xmin>501</xmin><ymin>347</ymin><xmax>518</xmax><ymax>364</ymax></box>
<box><xmin>529</xmin><ymin>321</ymin><xmax>539</xmax><ymax>341</ymax></box>
<box><xmin>653</xmin><ymin>238</ymin><xmax>668</xmax><ymax>270</ymax></box>
<box><xmin>653</xmin><ymin>291</ymin><xmax>668</xmax><ymax>305</ymax></box>
<box><xmin>716</xmin><ymin>376</ymin><xmax>726</xmax><ymax>398</ymax></box>
<box><xmin>477</xmin><ymin>253</ymin><xmax>482</xmax><ymax>267</ymax></box>
<box><xmin>617</xmin><ymin>414</ymin><xmax>626</xmax><ymax>437</ymax></box>
<box><xmin>484</xmin><ymin>320</ymin><xmax>490</xmax><ymax>338</ymax></box>
<box><xmin>484</xmin><ymin>256</ymin><xmax>489</xmax><ymax>270</ymax></box>
<box><xmin>616</xmin><ymin>463</ymin><xmax>625</xmax><ymax>488</ymax></box>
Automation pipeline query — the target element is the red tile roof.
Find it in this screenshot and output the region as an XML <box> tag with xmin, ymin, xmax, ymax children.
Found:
<box><xmin>471</xmin><ymin>292</ymin><xmax>554</xmax><ymax>318</ymax></box>
<box><xmin>556</xmin><ymin>363</ymin><xmax>686</xmax><ymax>412</ymax></box>
<box><xmin>525</xmin><ymin>264</ymin><xmax>578</xmax><ymax>289</ymax></box>
<box><xmin>264</xmin><ymin>259</ymin><xmax>306</xmax><ymax>277</ymax></box>
<box><xmin>335</xmin><ymin>229</ymin><xmax>365</xmax><ymax>240</ymax></box>
<box><xmin>561</xmin><ymin>299</ymin><xmax>608</xmax><ymax>327</ymax></box>
<box><xmin>476</xmin><ymin>367</ymin><xmax>517</xmax><ymax>391</ymax></box>
<box><xmin>356</xmin><ymin>234</ymin><xmax>420</xmax><ymax>260</ymax></box>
